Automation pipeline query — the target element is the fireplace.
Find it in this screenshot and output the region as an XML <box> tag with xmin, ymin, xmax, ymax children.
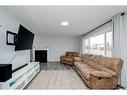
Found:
<box><xmin>35</xmin><ymin>50</ymin><xmax>47</xmax><ymax>63</ymax></box>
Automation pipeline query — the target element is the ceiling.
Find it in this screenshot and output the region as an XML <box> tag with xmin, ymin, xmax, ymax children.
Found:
<box><xmin>3</xmin><ymin>6</ymin><xmax>127</xmax><ymax>36</ymax></box>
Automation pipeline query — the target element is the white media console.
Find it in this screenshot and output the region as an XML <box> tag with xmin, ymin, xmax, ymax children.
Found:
<box><xmin>0</xmin><ymin>62</ymin><xmax>40</xmax><ymax>89</ymax></box>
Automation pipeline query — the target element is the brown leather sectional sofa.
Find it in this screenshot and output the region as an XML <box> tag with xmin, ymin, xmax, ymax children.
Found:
<box><xmin>74</xmin><ymin>53</ymin><xmax>123</xmax><ymax>89</ymax></box>
<box><xmin>60</xmin><ymin>51</ymin><xmax>79</xmax><ymax>65</ymax></box>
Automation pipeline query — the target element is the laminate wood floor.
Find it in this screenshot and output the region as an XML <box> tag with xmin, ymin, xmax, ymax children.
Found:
<box><xmin>27</xmin><ymin>70</ymin><xmax>88</xmax><ymax>89</ymax></box>
<box><xmin>25</xmin><ymin>62</ymin><xmax>88</xmax><ymax>89</ymax></box>
<box><xmin>40</xmin><ymin>61</ymin><xmax>72</xmax><ymax>70</ymax></box>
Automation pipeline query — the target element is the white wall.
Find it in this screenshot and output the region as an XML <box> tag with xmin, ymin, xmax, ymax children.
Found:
<box><xmin>0</xmin><ymin>8</ymin><xmax>81</xmax><ymax>68</ymax></box>
<box><xmin>33</xmin><ymin>35</ymin><xmax>81</xmax><ymax>61</ymax></box>
<box><xmin>0</xmin><ymin>8</ymin><xmax>30</xmax><ymax>70</ymax></box>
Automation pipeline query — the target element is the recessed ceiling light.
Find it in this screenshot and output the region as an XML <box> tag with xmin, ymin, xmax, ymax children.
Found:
<box><xmin>61</xmin><ymin>21</ymin><xmax>69</xmax><ymax>26</ymax></box>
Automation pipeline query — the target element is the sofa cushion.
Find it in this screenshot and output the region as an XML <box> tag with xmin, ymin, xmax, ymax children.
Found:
<box><xmin>74</xmin><ymin>62</ymin><xmax>94</xmax><ymax>70</ymax></box>
<box><xmin>89</xmin><ymin>55</ymin><xmax>102</xmax><ymax>63</ymax></box>
<box><xmin>83</xmin><ymin>53</ymin><xmax>93</xmax><ymax>59</ymax></box>
<box><xmin>83</xmin><ymin>59</ymin><xmax>88</xmax><ymax>64</ymax></box>
<box><xmin>88</xmin><ymin>60</ymin><xmax>116</xmax><ymax>76</ymax></box>
<box><xmin>74</xmin><ymin>62</ymin><xmax>83</xmax><ymax>66</ymax></box>
<box><xmin>65</xmin><ymin>52</ymin><xmax>72</xmax><ymax>57</ymax></box>
<box><xmin>98</xmin><ymin>56</ymin><xmax>123</xmax><ymax>74</ymax></box>
<box><xmin>81</xmin><ymin>68</ymin><xmax>97</xmax><ymax>80</ymax></box>
<box><xmin>98</xmin><ymin>66</ymin><xmax>116</xmax><ymax>76</ymax></box>
<box><xmin>87</xmin><ymin>60</ymin><xmax>116</xmax><ymax>76</ymax></box>
<box><xmin>74</xmin><ymin>57</ymin><xmax>82</xmax><ymax>62</ymax></box>
<box><xmin>87</xmin><ymin>60</ymin><xmax>100</xmax><ymax>69</ymax></box>
<box><xmin>74</xmin><ymin>62</ymin><xmax>86</xmax><ymax>68</ymax></box>
<box><xmin>72</xmin><ymin>52</ymin><xmax>79</xmax><ymax>57</ymax></box>
<box><xmin>74</xmin><ymin>62</ymin><xmax>97</xmax><ymax>80</ymax></box>
<box><xmin>99</xmin><ymin>56</ymin><xmax>115</xmax><ymax>70</ymax></box>
<box><xmin>62</xmin><ymin>57</ymin><xmax>73</xmax><ymax>62</ymax></box>
<box><xmin>81</xmin><ymin>69</ymin><xmax>91</xmax><ymax>80</ymax></box>
<box><xmin>90</xmin><ymin>71</ymin><xmax>113</xmax><ymax>78</ymax></box>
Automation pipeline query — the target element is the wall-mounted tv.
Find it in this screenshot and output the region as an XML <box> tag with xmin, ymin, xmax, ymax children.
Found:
<box><xmin>15</xmin><ymin>25</ymin><xmax>34</xmax><ymax>51</ymax></box>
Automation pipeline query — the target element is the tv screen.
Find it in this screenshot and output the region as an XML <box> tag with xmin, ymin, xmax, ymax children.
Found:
<box><xmin>15</xmin><ymin>25</ymin><xmax>34</xmax><ymax>51</ymax></box>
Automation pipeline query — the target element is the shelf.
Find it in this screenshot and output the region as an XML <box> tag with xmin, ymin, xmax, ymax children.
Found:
<box><xmin>0</xmin><ymin>62</ymin><xmax>40</xmax><ymax>89</ymax></box>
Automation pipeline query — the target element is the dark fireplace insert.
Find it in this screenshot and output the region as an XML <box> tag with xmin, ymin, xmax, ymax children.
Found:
<box><xmin>35</xmin><ymin>50</ymin><xmax>47</xmax><ymax>63</ymax></box>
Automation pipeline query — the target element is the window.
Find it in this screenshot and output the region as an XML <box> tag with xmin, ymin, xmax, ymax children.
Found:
<box><xmin>83</xmin><ymin>28</ymin><xmax>113</xmax><ymax>57</ymax></box>
<box><xmin>90</xmin><ymin>33</ymin><xmax>105</xmax><ymax>55</ymax></box>
<box><xmin>106</xmin><ymin>31</ymin><xmax>112</xmax><ymax>57</ymax></box>
<box><xmin>83</xmin><ymin>38</ymin><xmax>89</xmax><ymax>53</ymax></box>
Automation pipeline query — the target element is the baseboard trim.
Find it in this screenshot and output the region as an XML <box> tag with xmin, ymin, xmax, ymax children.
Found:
<box><xmin>47</xmin><ymin>61</ymin><xmax>60</xmax><ymax>63</ymax></box>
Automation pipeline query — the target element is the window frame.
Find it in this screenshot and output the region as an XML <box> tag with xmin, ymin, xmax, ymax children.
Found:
<box><xmin>83</xmin><ymin>27</ymin><xmax>113</xmax><ymax>57</ymax></box>
<box><xmin>105</xmin><ymin>31</ymin><xmax>113</xmax><ymax>57</ymax></box>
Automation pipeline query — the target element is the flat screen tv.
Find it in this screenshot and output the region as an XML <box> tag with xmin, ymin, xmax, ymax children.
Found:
<box><xmin>15</xmin><ymin>25</ymin><xmax>34</xmax><ymax>51</ymax></box>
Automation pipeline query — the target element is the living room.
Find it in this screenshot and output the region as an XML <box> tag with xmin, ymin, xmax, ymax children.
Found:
<box><xmin>0</xmin><ymin>0</ymin><xmax>127</xmax><ymax>95</ymax></box>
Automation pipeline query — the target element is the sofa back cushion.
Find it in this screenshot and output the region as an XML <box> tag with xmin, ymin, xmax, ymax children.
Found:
<box><xmin>98</xmin><ymin>56</ymin><xmax>123</xmax><ymax>75</ymax></box>
<box><xmin>89</xmin><ymin>55</ymin><xmax>102</xmax><ymax>63</ymax></box>
<box><xmin>82</xmin><ymin>53</ymin><xmax>93</xmax><ymax>63</ymax></box>
<box><xmin>65</xmin><ymin>52</ymin><xmax>72</xmax><ymax>57</ymax></box>
<box><xmin>87</xmin><ymin>59</ymin><xmax>116</xmax><ymax>76</ymax></box>
<box><xmin>65</xmin><ymin>52</ymin><xmax>79</xmax><ymax>58</ymax></box>
<box><xmin>82</xmin><ymin>53</ymin><xmax>123</xmax><ymax>75</ymax></box>
<box><xmin>72</xmin><ymin>52</ymin><xmax>80</xmax><ymax>57</ymax></box>
<box><xmin>87</xmin><ymin>60</ymin><xmax>100</xmax><ymax>69</ymax></box>
<box><xmin>82</xmin><ymin>53</ymin><xmax>93</xmax><ymax>59</ymax></box>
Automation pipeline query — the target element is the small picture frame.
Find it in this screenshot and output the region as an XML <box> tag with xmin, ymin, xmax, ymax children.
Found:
<box><xmin>6</xmin><ymin>31</ymin><xmax>17</xmax><ymax>45</ymax></box>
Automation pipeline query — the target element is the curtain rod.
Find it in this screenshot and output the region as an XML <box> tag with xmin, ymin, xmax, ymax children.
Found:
<box><xmin>83</xmin><ymin>19</ymin><xmax>112</xmax><ymax>36</ymax></box>
<box><xmin>83</xmin><ymin>12</ymin><xmax>125</xmax><ymax>37</ymax></box>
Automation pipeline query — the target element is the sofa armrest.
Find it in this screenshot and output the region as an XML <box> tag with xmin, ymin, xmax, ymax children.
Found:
<box><xmin>60</xmin><ymin>55</ymin><xmax>65</xmax><ymax>61</ymax></box>
<box><xmin>90</xmin><ymin>71</ymin><xmax>113</xmax><ymax>78</ymax></box>
<box><xmin>74</xmin><ymin>57</ymin><xmax>82</xmax><ymax>62</ymax></box>
<box><xmin>60</xmin><ymin>55</ymin><xmax>65</xmax><ymax>57</ymax></box>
